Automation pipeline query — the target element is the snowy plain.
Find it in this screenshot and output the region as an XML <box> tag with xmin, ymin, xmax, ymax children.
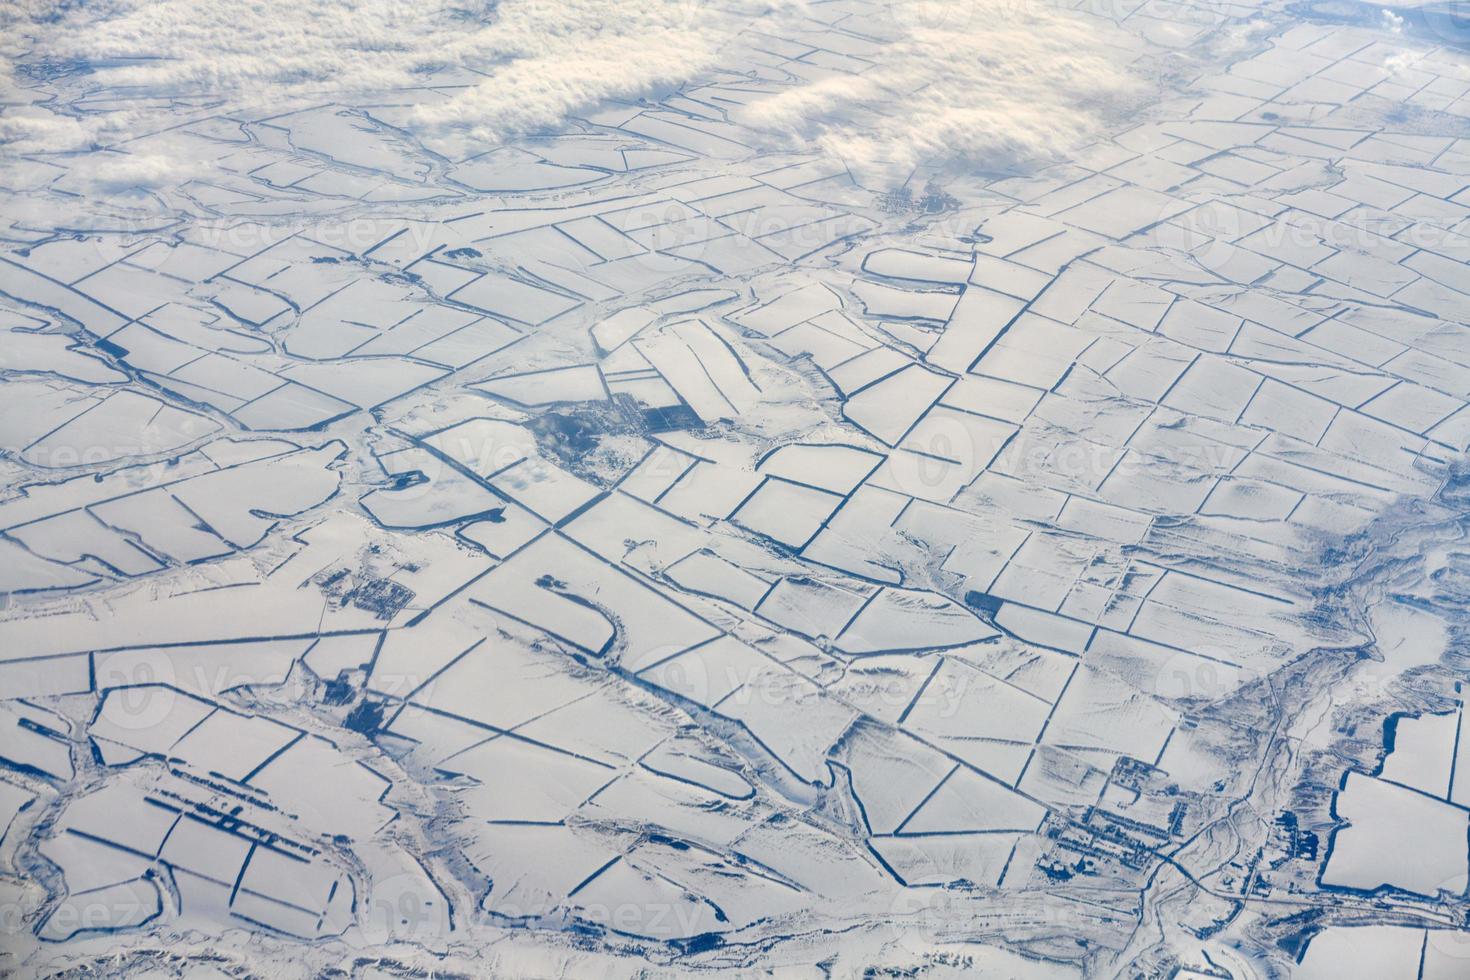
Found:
<box><xmin>2</xmin><ymin>0</ymin><xmax>1470</xmax><ymax>976</ymax></box>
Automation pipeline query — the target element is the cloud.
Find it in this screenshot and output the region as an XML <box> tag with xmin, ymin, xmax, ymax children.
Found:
<box><xmin>734</xmin><ymin>0</ymin><xmax>1147</xmax><ymax>186</ymax></box>
<box><xmin>65</xmin><ymin>149</ymin><xmax>205</xmax><ymax>193</ymax></box>
<box><xmin>0</xmin><ymin>102</ymin><xmax>92</xmax><ymax>152</ymax></box>
<box><xmin>1</xmin><ymin>0</ymin><xmax>1144</xmax><ymax>187</ymax></box>
<box><xmin>0</xmin><ymin>0</ymin><xmax>781</xmax><ymax>154</ymax></box>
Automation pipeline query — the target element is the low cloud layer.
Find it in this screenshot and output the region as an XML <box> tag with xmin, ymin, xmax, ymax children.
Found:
<box><xmin>736</xmin><ymin>0</ymin><xmax>1146</xmax><ymax>185</ymax></box>
<box><xmin>0</xmin><ymin>0</ymin><xmax>775</xmax><ymax>155</ymax></box>
<box><xmin>2</xmin><ymin>0</ymin><xmax>1144</xmax><ymax>185</ymax></box>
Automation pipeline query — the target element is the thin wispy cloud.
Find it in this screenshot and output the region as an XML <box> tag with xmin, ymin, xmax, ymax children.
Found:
<box><xmin>0</xmin><ymin>0</ymin><xmax>780</xmax><ymax>156</ymax></box>
<box><xmin>736</xmin><ymin>0</ymin><xmax>1146</xmax><ymax>185</ymax></box>
<box><xmin>1</xmin><ymin>0</ymin><xmax>1144</xmax><ymax>186</ymax></box>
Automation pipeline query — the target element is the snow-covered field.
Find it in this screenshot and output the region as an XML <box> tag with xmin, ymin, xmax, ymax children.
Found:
<box><xmin>2</xmin><ymin>0</ymin><xmax>1470</xmax><ymax>976</ymax></box>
